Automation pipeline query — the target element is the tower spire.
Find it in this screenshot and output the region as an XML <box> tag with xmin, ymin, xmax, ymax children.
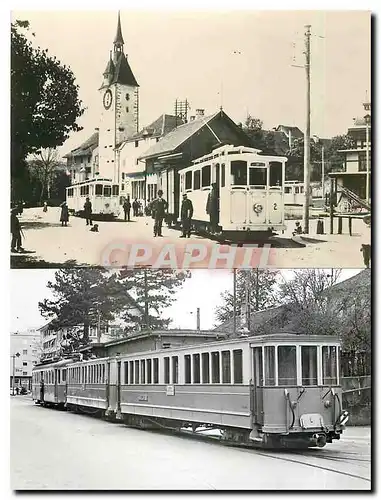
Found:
<box><xmin>114</xmin><ymin>11</ymin><xmax>124</xmax><ymax>47</ymax></box>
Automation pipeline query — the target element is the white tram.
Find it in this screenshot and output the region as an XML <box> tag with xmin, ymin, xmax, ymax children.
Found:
<box><xmin>179</xmin><ymin>145</ymin><xmax>288</xmax><ymax>238</ymax></box>
<box><xmin>66</xmin><ymin>178</ymin><xmax>121</xmax><ymax>218</ymax></box>
<box><xmin>284</xmin><ymin>180</ymin><xmax>312</xmax><ymax>206</ymax></box>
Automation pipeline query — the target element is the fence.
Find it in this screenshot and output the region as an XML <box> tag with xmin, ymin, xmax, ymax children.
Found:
<box><xmin>341</xmin><ymin>375</ymin><xmax>371</xmax><ymax>426</ymax></box>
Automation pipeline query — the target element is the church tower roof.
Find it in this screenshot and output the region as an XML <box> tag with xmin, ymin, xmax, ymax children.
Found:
<box><xmin>114</xmin><ymin>11</ymin><xmax>124</xmax><ymax>46</ymax></box>
<box><xmin>111</xmin><ymin>52</ymin><xmax>139</xmax><ymax>87</ymax></box>
<box><xmin>103</xmin><ymin>51</ymin><xmax>115</xmax><ymax>76</ymax></box>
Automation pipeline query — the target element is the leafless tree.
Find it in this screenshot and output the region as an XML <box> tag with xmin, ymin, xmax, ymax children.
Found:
<box><xmin>29</xmin><ymin>148</ymin><xmax>60</xmax><ymax>202</ymax></box>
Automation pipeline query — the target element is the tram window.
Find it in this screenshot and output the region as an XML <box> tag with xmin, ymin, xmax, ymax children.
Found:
<box><xmin>147</xmin><ymin>359</ymin><xmax>152</xmax><ymax>384</ymax></box>
<box><xmin>211</xmin><ymin>352</ymin><xmax>220</xmax><ymax>383</ymax></box>
<box><xmin>222</xmin><ymin>351</ymin><xmax>231</xmax><ymax>383</ymax></box>
<box><xmin>68</xmin><ymin>188</ymin><xmax>74</xmax><ymax>197</ymax></box>
<box><xmin>285</xmin><ymin>187</ymin><xmax>292</xmax><ymax>194</ymax></box>
<box><xmin>221</xmin><ymin>164</ymin><xmax>225</xmax><ymax>187</ymax></box>
<box><xmin>194</xmin><ymin>170</ymin><xmax>201</xmax><ymax>190</ymax></box>
<box><xmin>185</xmin><ymin>171</ymin><xmax>192</xmax><ymax>190</ymax></box>
<box><xmin>112</xmin><ymin>185</ymin><xmax>119</xmax><ymax>196</ymax></box>
<box><xmin>134</xmin><ymin>361</ymin><xmax>140</xmax><ymax>384</ymax></box>
<box><xmin>164</xmin><ymin>357</ymin><xmax>170</xmax><ymax>384</ymax></box>
<box><xmin>269</xmin><ymin>161</ymin><xmax>283</xmax><ymax>187</ymax></box>
<box><xmin>153</xmin><ymin>358</ymin><xmax>159</xmax><ymax>384</ymax></box>
<box><xmin>249</xmin><ymin>167</ymin><xmax>267</xmax><ymax>186</ymax></box>
<box><xmin>104</xmin><ymin>186</ymin><xmax>111</xmax><ymax>197</ymax></box>
<box><xmin>231</xmin><ymin>161</ymin><xmax>247</xmax><ymax>186</ymax></box>
<box><xmin>129</xmin><ymin>361</ymin><xmax>134</xmax><ymax>384</ymax></box>
<box><xmin>123</xmin><ymin>362</ymin><xmax>128</xmax><ymax>384</ymax></box>
<box><xmin>95</xmin><ymin>184</ymin><xmax>103</xmax><ymax>196</ymax></box>
<box><xmin>193</xmin><ymin>354</ymin><xmax>201</xmax><ymax>384</ymax></box>
<box><xmin>184</xmin><ymin>355</ymin><xmax>191</xmax><ymax>384</ymax></box>
<box><xmin>278</xmin><ymin>346</ymin><xmax>297</xmax><ymax>386</ymax></box>
<box><xmin>172</xmin><ymin>356</ymin><xmax>178</xmax><ymax>384</ymax></box>
<box><xmin>202</xmin><ymin>165</ymin><xmax>211</xmax><ymax>187</ymax></box>
<box><xmin>322</xmin><ymin>346</ymin><xmax>338</xmax><ymax>385</ymax></box>
<box><xmin>202</xmin><ymin>353</ymin><xmax>210</xmax><ymax>383</ymax></box>
<box><xmin>301</xmin><ymin>346</ymin><xmax>318</xmax><ymax>385</ymax></box>
<box><xmin>300</xmin><ymin>186</ymin><xmax>304</xmax><ymax>193</ymax></box>
<box><xmin>295</xmin><ymin>187</ymin><xmax>300</xmax><ymax>194</ymax></box>
<box><xmin>141</xmin><ymin>360</ymin><xmax>146</xmax><ymax>384</ymax></box>
<box><xmin>233</xmin><ymin>349</ymin><xmax>243</xmax><ymax>384</ymax></box>
<box><xmin>58</xmin><ymin>370</ymin><xmax>61</xmax><ymax>384</ymax></box>
<box><xmin>264</xmin><ymin>346</ymin><xmax>275</xmax><ymax>386</ymax></box>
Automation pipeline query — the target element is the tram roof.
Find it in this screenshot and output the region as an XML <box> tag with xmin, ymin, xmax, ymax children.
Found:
<box><xmin>66</xmin><ymin>178</ymin><xmax>114</xmax><ymax>187</ymax></box>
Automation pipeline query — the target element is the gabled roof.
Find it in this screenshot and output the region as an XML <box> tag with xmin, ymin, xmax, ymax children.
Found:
<box><xmin>122</xmin><ymin>114</ymin><xmax>182</xmax><ymax>146</ymax></box>
<box><xmin>63</xmin><ymin>132</ymin><xmax>99</xmax><ymax>159</ymax></box>
<box><xmin>138</xmin><ymin>111</ymin><xmax>222</xmax><ymax>160</ymax></box>
<box><xmin>276</xmin><ymin>125</ymin><xmax>304</xmax><ymax>138</ymax></box>
<box><xmin>111</xmin><ymin>52</ymin><xmax>139</xmax><ymax>87</ymax></box>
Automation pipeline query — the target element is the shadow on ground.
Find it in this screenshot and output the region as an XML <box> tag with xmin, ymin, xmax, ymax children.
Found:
<box><xmin>11</xmin><ymin>255</ymin><xmax>81</xmax><ymax>269</ymax></box>
<box><xmin>20</xmin><ymin>220</ymin><xmax>64</xmax><ymax>230</ymax></box>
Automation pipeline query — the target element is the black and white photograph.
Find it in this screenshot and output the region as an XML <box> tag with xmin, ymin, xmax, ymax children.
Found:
<box><xmin>7</xmin><ymin>4</ymin><xmax>373</xmax><ymax>494</ymax></box>
<box><xmin>10</xmin><ymin>10</ymin><xmax>371</xmax><ymax>269</ymax></box>
<box><xmin>10</xmin><ymin>268</ymin><xmax>371</xmax><ymax>490</ymax></box>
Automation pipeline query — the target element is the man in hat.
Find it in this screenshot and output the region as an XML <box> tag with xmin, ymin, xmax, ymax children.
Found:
<box><xmin>11</xmin><ymin>208</ymin><xmax>23</xmax><ymax>252</ymax></box>
<box><xmin>84</xmin><ymin>197</ymin><xmax>92</xmax><ymax>226</ymax></box>
<box><xmin>206</xmin><ymin>183</ymin><xmax>219</xmax><ymax>233</ymax></box>
<box><xmin>123</xmin><ymin>196</ymin><xmax>131</xmax><ymax>222</ymax></box>
<box><xmin>151</xmin><ymin>190</ymin><xmax>168</xmax><ymax>237</ymax></box>
<box><xmin>180</xmin><ymin>193</ymin><xmax>194</xmax><ymax>238</ymax></box>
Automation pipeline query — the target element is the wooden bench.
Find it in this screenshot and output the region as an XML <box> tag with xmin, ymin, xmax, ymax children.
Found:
<box><xmin>330</xmin><ymin>213</ymin><xmax>370</xmax><ymax>236</ymax></box>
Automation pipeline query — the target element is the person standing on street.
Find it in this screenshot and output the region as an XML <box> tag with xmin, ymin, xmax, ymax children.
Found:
<box><xmin>84</xmin><ymin>197</ymin><xmax>93</xmax><ymax>226</ymax></box>
<box><xmin>11</xmin><ymin>208</ymin><xmax>23</xmax><ymax>253</ymax></box>
<box><xmin>132</xmin><ymin>198</ymin><xmax>139</xmax><ymax>217</ymax></box>
<box><xmin>60</xmin><ymin>202</ymin><xmax>69</xmax><ymax>227</ymax></box>
<box><xmin>43</xmin><ymin>202</ymin><xmax>48</xmax><ymax>213</ymax></box>
<box><xmin>206</xmin><ymin>183</ymin><xmax>219</xmax><ymax>233</ymax></box>
<box><xmin>123</xmin><ymin>196</ymin><xmax>131</xmax><ymax>221</ymax></box>
<box><xmin>151</xmin><ymin>190</ymin><xmax>168</xmax><ymax>237</ymax></box>
<box><xmin>180</xmin><ymin>193</ymin><xmax>193</xmax><ymax>238</ymax></box>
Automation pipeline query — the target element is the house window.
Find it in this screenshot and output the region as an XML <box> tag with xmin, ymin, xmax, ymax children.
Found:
<box><xmin>126</xmin><ymin>93</ymin><xmax>130</xmax><ymax>101</ymax></box>
<box><xmin>23</xmin><ymin>349</ymin><xmax>27</xmax><ymax>355</ymax></box>
<box><xmin>23</xmin><ymin>362</ymin><xmax>27</xmax><ymax>367</ymax></box>
<box><xmin>135</xmin><ymin>141</ymin><xmax>139</xmax><ymax>148</ymax></box>
<box><xmin>126</xmin><ymin>107</ymin><xmax>129</xmax><ymax>113</ymax></box>
<box><xmin>23</xmin><ymin>372</ymin><xmax>28</xmax><ymax>376</ymax></box>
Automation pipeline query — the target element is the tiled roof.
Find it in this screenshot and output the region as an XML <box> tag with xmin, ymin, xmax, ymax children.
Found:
<box><xmin>139</xmin><ymin>111</ymin><xmax>220</xmax><ymax>159</ymax></box>
<box><xmin>111</xmin><ymin>52</ymin><xmax>139</xmax><ymax>87</ymax></box>
<box><xmin>126</xmin><ymin>114</ymin><xmax>182</xmax><ymax>143</ymax></box>
<box><xmin>63</xmin><ymin>132</ymin><xmax>99</xmax><ymax>158</ymax></box>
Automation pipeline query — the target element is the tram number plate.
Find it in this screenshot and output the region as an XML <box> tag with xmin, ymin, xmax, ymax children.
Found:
<box><xmin>166</xmin><ymin>385</ymin><xmax>175</xmax><ymax>396</ymax></box>
<box><xmin>300</xmin><ymin>413</ymin><xmax>324</xmax><ymax>429</ymax></box>
<box><xmin>137</xmin><ymin>395</ymin><xmax>148</xmax><ymax>402</ymax></box>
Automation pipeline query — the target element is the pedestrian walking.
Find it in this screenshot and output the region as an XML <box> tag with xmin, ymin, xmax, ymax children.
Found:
<box><xmin>43</xmin><ymin>202</ymin><xmax>48</xmax><ymax>213</ymax></box>
<box><xmin>11</xmin><ymin>208</ymin><xmax>24</xmax><ymax>253</ymax></box>
<box><xmin>60</xmin><ymin>202</ymin><xmax>69</xmax><ymax>227</ymax></box>
<box><xmin>132</xmin><ymin>198</ymin><xmax>139</xmax><ymax>217</ymax></box>
<box><xmin>151</xmin><ymin>190</ymin><xmax>168</xmax><ymax>237</ymax></box>
<box><xmin>180</xmin><ymin>193</ymin><xmax>193</xmax><ymax>238</ymax></box>
<box><xmin>84</xmin><ymin>197</ymin><xmax>93</xmax><ymax>226</ymax></box>
<box><xmin>206</xmin><ymin>183</ymin><xmax>219</xmax><ymax>233</ymax></box>
<box><xmin>123</xmin><ymin>196</ymin><xmax>131</xmax><ymax>221</ymax></box>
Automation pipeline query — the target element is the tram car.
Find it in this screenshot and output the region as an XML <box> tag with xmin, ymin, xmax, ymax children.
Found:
<box><xmin>284</xmin><ymin>181</ymin><xmax>312</xmax><ymax>206</ymax></box>
<box><xmin>32</xmin><ymin>333</ymin><xmax>348</xmax><ymax>449</ymax></box>
<box><xmin>177</xmin><ymin>145</ymin><xmax>288</xmax><ymax>239</ymax></box>
<box><xmin>66</xmin><ymin>178</ymin><xmax>121</xmax><ymax>218</ymax></box>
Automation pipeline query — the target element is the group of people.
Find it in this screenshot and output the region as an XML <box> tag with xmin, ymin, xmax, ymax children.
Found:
<box><xmin>122</xmin><ymin>197</ymin><xmax>143</xmax><ymax>221</ymax></box>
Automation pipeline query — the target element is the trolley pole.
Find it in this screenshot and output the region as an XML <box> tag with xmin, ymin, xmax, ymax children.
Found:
<box><xmin>303</xmin><ymin>25</ymin><xmax>311</xmax><ymax>234</ymax></box>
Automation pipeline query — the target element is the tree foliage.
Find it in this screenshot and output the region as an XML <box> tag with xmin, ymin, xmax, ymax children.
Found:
<box><xmin>241</xmin><ymin>115</ymin><xmax>277</xmax><ymax>154</ymax></box>
<box><xmin>214</xmin><ymin>269</ymin><xmax>279</xmax><ymax>325</ymax></box>
<box><xmin>11</xmin><ymin>20</ymin><xmax>84</xmax><ymax>201</ymax></box>
<box><xmin>114</xmin><ymin>269</ymin><xmax>191</xmax><ymax>331</ymax></box>
<box><xmin>286</xmin><ymin>137</ymin><xmax>322</xmax><ymax>181</ymax></box>
<box><xmin>324</xmin><ymin>134</ymin><xmax>356</xmax><ymax>173</ymax></box>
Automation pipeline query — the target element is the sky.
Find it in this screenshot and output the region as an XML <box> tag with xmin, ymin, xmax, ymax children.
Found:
<box><xmin>10</xmin><ymin>9</ymin><xmax>371</xmax><ymax>158</ymax></box>
<box><xmin>10</xmin><ymin>268</ymin><xmax>362</xmax><ymax>332</ymax></box>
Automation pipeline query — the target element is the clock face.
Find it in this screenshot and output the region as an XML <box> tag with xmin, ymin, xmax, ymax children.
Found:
<box><xmin>103</xmin><ymin>89</ymin><xmax>112</xmax><ymax>109</ymax></box>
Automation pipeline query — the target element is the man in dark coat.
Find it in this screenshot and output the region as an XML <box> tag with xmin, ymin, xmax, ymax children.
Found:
<box><xmin>132</xmin><ymin>198</ymin><xmax>139</xmax><ymax>217</ymax></box>
<box><xmin>206</xmin><ymin>183</ymin><xmax>219</xmax><ymax>233</ymax></box>
<box><xmin>123</xmin><ymin>196</ymin><xmax>131</xmax><ymax>221</ymax></box>
<box><xmin>180</xmin><ymin>193</ymin><xmax>194</xmax><ymax>238</ymax></box>
<box><xmin>60</xmin><ymin>202</ymin><xmax>69</xmax><ymax>226</ymax></box>
<box><xmin>11</xmin><ymin>208</ymin><xmax>23</xmax><ymax>252</ymax></box>
<box><xmin>84</xmin><ymin>197</ymin><xmax>92</xmax><ymax>226</ymax></box>
<box><xmin>151</xmin><ymin>190</ymin><xmax>168</xmax><ymax>237</ymax></box>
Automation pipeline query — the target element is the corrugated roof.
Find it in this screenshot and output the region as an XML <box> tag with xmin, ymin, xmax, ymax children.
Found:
<box><xmin>139</xmin><ymin>111</ymin><xmax>220</xmax><ymax>159</ymax></box>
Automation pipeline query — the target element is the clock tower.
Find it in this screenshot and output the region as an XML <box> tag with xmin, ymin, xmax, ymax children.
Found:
<box><xmin>98</xmin><ymin>12</ymin><xmax>139</xmax><ymax>181</ymax></box>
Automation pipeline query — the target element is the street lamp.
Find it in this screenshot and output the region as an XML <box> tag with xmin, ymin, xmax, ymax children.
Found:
<box><xmin>11</xmin><ymin>352</ymin><xmax>20</xmax><ymax>395</ymax></box>
<box><xmin>363</xmin><ymin>98</ymin><xmax>371</xmax><ymax>203</ymax></box>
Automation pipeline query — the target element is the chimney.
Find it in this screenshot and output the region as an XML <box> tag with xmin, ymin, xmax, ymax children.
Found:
<box><xmin>195</xmin><ymin>109</ymin><xmax>205</xmax><ymax>119</ymax></box>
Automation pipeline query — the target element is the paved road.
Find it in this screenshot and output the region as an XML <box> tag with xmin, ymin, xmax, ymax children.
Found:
<box><xmin>11</xmin><ymin>207</ymin><xmax>369</xmax><ymax>268</ymax></box>
<box><xmin>10</xmin><ymin>397</ymin><xmax>371</xmax><ymax>490</ymax></box>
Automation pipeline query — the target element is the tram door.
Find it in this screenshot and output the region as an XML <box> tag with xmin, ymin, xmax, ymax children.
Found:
<box><xmin>252</xmin><ymin>347</ymin><xmax>264</xmax><ymax>425</ymax></box>
<box><xmin>268</xmin><ymin>162</ymin><xmax>284</xmax><ymax>225</ymax></box>
<box><xmin>40</xmin><ymin>372</ymin><xmax>45</xmax><ymax>403</ymax></box>
<box><xmin>116</xmin><ymin>361</ymin><xmax>121</xmax><ymax>413</ymax></box>
<box><xmin>214</xmin><ymin>164</ymin><xmax>220</xmax><ymax>224</ymax></box>
<box><xmin>54</xmin><ymin>369</ymin><xmax>58</xmax><ymax>402</ymax></box>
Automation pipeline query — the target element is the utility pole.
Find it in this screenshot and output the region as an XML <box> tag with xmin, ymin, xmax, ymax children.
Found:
<box><xmin>246</xmin><ymin>270</ymin><xmax>251</xmax><ymax>332</ymax></box>
<box><xmin>196</xmin><ymin>308</ymin><xmax>200</xmax><ymax>331</ymax></box>
<box><xmin>303</xmin><ymin>25</ymin><xmax>312</xmax><ymax>234</ymax></box>
<box><xmin>11</xmin><ymin>353</ymin><xmax>20</xmax><ymax>396</ymax></box>
<box><xmin>321</xmin><ymin>145</ymin><xmax>325</xmax><ymax>199</ymax></box>
<box><xmin>144</xmin><ymin>269</ymin><xmax>149</xmax><ymax>329</ymax></box>
<box><xmin>97</xmin><ymin>308</ymin><xmax>101</xmax><ymax>344</ymax></box>
<box><xmin>233</xmin><ymin>269</ymin><xmax>237</xmax><ymax>336</ymax></box>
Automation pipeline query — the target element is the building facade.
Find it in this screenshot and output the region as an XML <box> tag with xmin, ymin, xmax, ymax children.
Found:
<box><xmin>10</xmin><ymin>329</ymin><xmax>41</xmax><ymax>390</ymax></box>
